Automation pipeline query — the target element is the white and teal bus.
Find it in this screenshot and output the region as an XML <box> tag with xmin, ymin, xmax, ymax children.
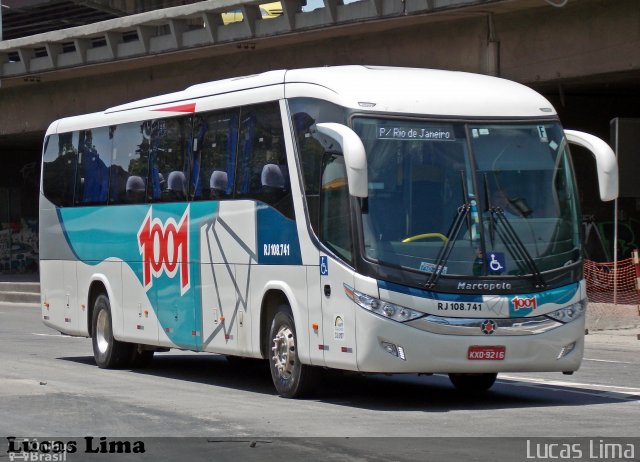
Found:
<box><xmin>40</xmin><ymin>66</ymin><xmax>618</xmax><ymax>397</ymax></box>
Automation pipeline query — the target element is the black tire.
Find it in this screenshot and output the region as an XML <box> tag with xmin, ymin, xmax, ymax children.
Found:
<box><xmin>448</xmin><ymin>373</ymin><xmax>498</xmax><ymax>392</ymax></box>
<box><xmin>91</xmin><ymin>294</ymin><xmax>132</xmax><ymax>369</ymax></box>
<box><xmin>268</xmin><ymin>305</ymin><xmax>315</xmax><ymax>398</ymax></box>
<box><xmin>129</xmin><ymin>345</ymin><xmax>155</xmax><ymax>369</ymax></box>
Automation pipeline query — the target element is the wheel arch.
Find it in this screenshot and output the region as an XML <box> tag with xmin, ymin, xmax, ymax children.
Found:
<box><xmin>86</xmin><ymin>274</ymin><xmax>119</xmax><ymax>338</ymax></box>
<box><xmin>258</xmin><ymin>281</ymin><xmax>310</xmax><ymax>363</ymax></box>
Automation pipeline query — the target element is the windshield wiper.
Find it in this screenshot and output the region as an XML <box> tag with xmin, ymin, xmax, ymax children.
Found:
<box><xmin>490</xmin><ymin>208</ymin><xmax>546</xmax><ymax>289</ymax></box>
<box><xmin>425</xmin><ymin>172</ymin><xmax>470</xmax><ymax>289</ymax></box>
<box><xmin>483</xmin><ymin>174</ymin><xmax>496</xmax><ymax>249</ymax></box>
<box><xmin>482</xmin><ymin>175</ymin><xmax>545</xmax><ymax>289</ymax></box>
<box><xmin>425</xmin><ymin>203</ymin><xmax>470</xmax><ymax>289</ymax></box>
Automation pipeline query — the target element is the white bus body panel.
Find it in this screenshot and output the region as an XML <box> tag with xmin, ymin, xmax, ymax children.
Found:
<box><xmin>40</xmin><ymin>260</ymin><xmax>66</xmax><ymax>333</ymax></box>
<box><xmin>305</xmin><ymin>266</ymin><xmax>324</xmax><ymax>366</ymax></box>
<box><xmin>200</xmin><ymin>200</ymin><xmax>256</xmax><ymax>355</ymax></box>
<box><xmin>319</xmin><ymin>255</ymin><xmax>357</xmax><ymax>370</ymax></box>
<box><xmin>40</xmin><ymin>261</ymin><xmax>79</xmax><ymax>335</ymax></box>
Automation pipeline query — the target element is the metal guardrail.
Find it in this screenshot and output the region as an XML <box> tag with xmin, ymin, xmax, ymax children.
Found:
<box><xmin>0</xmin><ymin>0</ymin><xmax>499</xmax><ymax>78</ymax></box>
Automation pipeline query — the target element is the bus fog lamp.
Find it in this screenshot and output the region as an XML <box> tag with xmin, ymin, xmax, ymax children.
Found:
<box><xmin>557</xmin><ymin>341</ymin><xmax>576</xmax><ymax>359</ymax></box>
<box><xmin>547</xmin><ymin>301</ymin><xmax>586</xmax><ymax>323</ymax></box>
<box><xmin>382</xmin><ymin>341</ymin><xmax>397</xmax><ymax>356</ymax></box>
<box><xmin>381</xmin><ymin>341</ymin><xmax>406</xmax><ymax>360</ymax></box>
<box><xmin>344</xmin><ymin>284</ymin><xmax>424</xmax><ymax>323</ymax></box>
<box><xmin>397</xmin><ymin>345</ymin><xmax>406</xmax><ymax>360</ymax></box>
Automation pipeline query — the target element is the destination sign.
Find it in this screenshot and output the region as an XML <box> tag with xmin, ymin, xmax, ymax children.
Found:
<box><xmin>377</xmin><ymin>126</ymin><xmax>455</xmax><ymax>141</ymax></box>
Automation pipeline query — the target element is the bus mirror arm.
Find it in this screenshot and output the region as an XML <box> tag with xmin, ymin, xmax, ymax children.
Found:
<box><xmin>564</xmin><ymin>130</ymin><xmax>618</xmax><ymax>202</ymax></box>
<box><xmin>316</xmin><ymin>123</ymin><xmax>369</xmax><ymax>198</ymax></box>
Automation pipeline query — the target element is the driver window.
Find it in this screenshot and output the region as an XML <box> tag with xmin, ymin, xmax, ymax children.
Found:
<box><xmin>320</xmin><ymin>154</ymin><xmax>353</xmax><ymax>264</ymax></box>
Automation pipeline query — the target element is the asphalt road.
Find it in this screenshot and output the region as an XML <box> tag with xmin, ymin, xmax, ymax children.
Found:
<box><xmin>1</xmin><ymin>303</ymin><xmax>639</xmax><ymax>461</ymax></box>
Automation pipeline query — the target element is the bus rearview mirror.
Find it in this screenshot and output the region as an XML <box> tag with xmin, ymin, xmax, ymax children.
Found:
<box><xmin>315</xmin><ymin>123</ymin><xmax>369</xmax><ymax>198</ymax></box>
<box><xmin>565</xmin><ymin>129</ymin><xmax>618</xmax><ymax>202</ymax></box>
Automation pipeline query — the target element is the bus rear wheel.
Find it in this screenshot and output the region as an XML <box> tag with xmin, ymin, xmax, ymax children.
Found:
<box><xmin>448</xmin><ymin>373</ymin><xmax>497</xmax><ymax>392</ymax></box>
<box><xmin>268</xmin><ymin>305</ymin><xmax>315</xmax><ymax>398</ymax></box>
<box><xmin>91</xmin><ymin>294</ymin><xmax>132</xmax><ymax>369</ymax></box>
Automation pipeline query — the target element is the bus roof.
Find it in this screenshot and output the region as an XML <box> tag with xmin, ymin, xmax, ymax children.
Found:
<box><xmin>104</xmin><ymin>69</ymin><xmax>287</xmax><ymax>114</ymax></box>
<box><xmin>49</xmin><ymin>66</ymin><xmax>556</xmax><ymax>134</ymax></box>
<box><xmin>112</xmin><ymin>65</ymin><xmax>556</xmax><ymax>118</ymax></box>
<box><xmin>284</xmin><ymin>66</ymin><xmax>556</xmax><ymax>118</ymax></box>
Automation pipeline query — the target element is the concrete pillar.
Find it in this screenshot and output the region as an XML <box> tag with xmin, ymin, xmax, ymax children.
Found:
<box><xmin>202</xmin><ymin>12</ymin><xmax>222</xmax><ymax>43</ymax></box>
<box><xmin>484</xmin><ymin>13</ymin><xmax>500</xmax><ymax>76</ymax></box>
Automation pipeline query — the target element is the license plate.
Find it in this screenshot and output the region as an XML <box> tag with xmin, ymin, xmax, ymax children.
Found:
<box><xmin>468</xmin><ymin>345</ymin><xmax>506</xmax><ymax>360</ymax></box>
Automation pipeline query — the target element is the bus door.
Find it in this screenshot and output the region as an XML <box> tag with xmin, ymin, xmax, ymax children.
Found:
<box><xmin>318</xmin><ymin>154</ymin><xmax>358</xmax><ymax>370</ymax></box>
<box><xmin>319</xmin><ymin>254</ymin><xmax>356</xmax><ymax>370</ymax></box>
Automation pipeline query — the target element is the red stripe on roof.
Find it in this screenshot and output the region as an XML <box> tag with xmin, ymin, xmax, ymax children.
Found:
<box><xmin>153</xmin><ymin>103</ymin><xmax>196</xmax><ymax>113</ymax></box>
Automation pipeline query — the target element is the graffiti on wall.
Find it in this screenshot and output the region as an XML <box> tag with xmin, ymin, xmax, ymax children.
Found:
<box><xmin>0</xmin><ymin>219</ymin><xmax>38</xmax><ymax>273</ymax></box>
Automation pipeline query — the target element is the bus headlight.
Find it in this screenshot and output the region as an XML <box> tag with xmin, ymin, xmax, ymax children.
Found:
<box><xmin>344</xmin><ymin>284</ymin><xmax>425</xmax><ymax>323</ymax></box>
<box><xmin>546</xmin><ymin>301</ymin><xmax>586</xmax><ymax>323</ymax></box>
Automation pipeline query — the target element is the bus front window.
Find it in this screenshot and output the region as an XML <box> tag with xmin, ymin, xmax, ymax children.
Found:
<box><xmin>352</xmin><ymin>118</ymin><xmax>581</xmax><ymax>280</ymax></box>
<box><xmin>471</xmin><ymin>123</ymin><xmax>581</xmax><ymax>275</ymax></box>
<box><xmin>352</xmin><ymin>118</ymin><xmax>477</xmax><ymax>276</ymax></box>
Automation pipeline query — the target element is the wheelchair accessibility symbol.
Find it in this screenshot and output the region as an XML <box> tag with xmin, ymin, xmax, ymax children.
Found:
<box><xmin>487</xmin><ymin>252</ymin><xmax>506</xmax><ymax>274</ymax></box>
<box><xmin>320</xmin><ymin>256</ymin><xmax>329</xmax><ymax>276</ymax></box>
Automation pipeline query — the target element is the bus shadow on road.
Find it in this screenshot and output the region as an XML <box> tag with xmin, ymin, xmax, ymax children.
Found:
<box><xmin>61</xmin><ymin>352</ymin><xmax>276</xmax><ymax>395</ymax></box>
<box><xmin>309</xmin><ymin>372</ymin><xmax>640</xmax><ymax>412</ymax></box>
<box><xmin>59</xmin><ymin>353</ymin><xmax>639</xmax><ymax>411</ymax></box>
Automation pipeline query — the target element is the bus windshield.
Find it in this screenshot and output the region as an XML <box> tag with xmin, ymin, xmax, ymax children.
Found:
<box><xmin>351</xmin><ymin>118</ymin><xmax>581</xmax><ymax>279</ymax></box>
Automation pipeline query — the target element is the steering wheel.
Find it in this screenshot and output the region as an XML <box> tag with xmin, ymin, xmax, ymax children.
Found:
<box><xmin>402</xmin><ymin>233</ymin><xmax>448</xmax><ymax>243</ymax></box>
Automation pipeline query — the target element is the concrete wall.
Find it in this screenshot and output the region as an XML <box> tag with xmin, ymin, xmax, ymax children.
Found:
<box><xmin>499</xmin><ymin>0</ymin><xmax>640</xmax><ymax>83</ymax></box>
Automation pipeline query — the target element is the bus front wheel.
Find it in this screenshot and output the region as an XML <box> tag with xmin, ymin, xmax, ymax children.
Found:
<box><xmin>268</xmin><ymin>305</ymin><xmax>315</xmax><ymax>398</ymax></box>
<box><xmin>91</xmin><ymin>294</ymin><xmax>132</xmax><ymax>369</ymax></box>
<box><xmin>448</xmin><ymin>373</ymin><xmax>497</xmax><ymax>392</ymax></box>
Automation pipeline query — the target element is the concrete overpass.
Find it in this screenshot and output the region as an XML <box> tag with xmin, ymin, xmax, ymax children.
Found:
<box><xmin>1</xmin><ymin>0</ymin><xmax>639</xmax><ymax>140</ymax></box>
<box><xmin>0</xmin><ymin>0</ymin><xmax>639</xmax><ymax>273</ymax></box>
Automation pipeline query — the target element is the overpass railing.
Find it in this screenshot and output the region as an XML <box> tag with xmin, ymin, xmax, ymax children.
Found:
<box><xmin>0</xmin><ymin>0</ymin><xmax>500</xmax><ymax>79</ymax></box>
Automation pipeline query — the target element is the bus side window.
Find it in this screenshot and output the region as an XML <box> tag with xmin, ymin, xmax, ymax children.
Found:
<box><xmin>320</xmin><ymin>154</ymin><xmax>353</xmax><ymax>264</ymax></box>
<box><xmin>190</xmin><ymin>109</ymin><xmax>239</xmax><ymax>201</ymax></box>
<box><xmin>74</xmin><ymin>127</ymin><xmax>111</xmax><ymax>206</ymax></box>
<box><xmin>109</xmin><ymin>122</ymin><xmax>149</xmax><ymax>205</ymax></box>
<box><xmin>42</xmin><ymin>132</ymin><xmax>79</xmax><ymax>207</ymax></box>
<box><xmin>294</xmin><ymin>117</ymin><xmax>324</xmax><ymax>236</ymax></box>
<box><xmin>144</xmin><ymin>117</ymin><xmax>189</xmax><ymax>203</ymax></box>
<box><xmin>289</xmin><ymin>99</ymin><xmax>348</xmax><ymax>236</ymax></box>
<box><xmin>236</xmin><ymin>102</ymin><xmax>294</xmax><ymax>219</ymax></box>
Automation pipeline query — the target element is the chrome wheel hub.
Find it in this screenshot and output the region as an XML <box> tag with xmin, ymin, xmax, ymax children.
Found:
<box><xmin>96</xmin><ymin>309</ymin><xmax>110</xmax><ymax>354</ymax></box>
<box><xmin>271</xmin><ymin>326</ymin><xmax>296</xmax><ymax>378</ymax></box>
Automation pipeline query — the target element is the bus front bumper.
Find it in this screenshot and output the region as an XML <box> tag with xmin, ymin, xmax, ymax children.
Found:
<box><xmin>354</xmin><ymin>308</ymin><xmax>585</xmax><ymax>374</ymax></box>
